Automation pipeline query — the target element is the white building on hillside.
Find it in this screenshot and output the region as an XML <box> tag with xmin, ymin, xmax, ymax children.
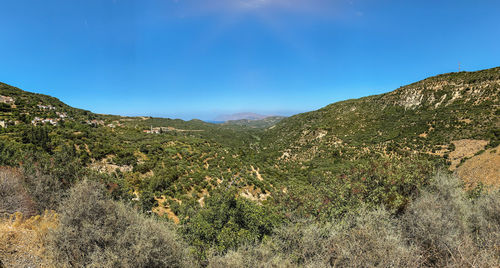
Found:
<box><xmin>0</xmin><ymin>95</ymin><xmax>14</xmax><ymax>104</ymax></box>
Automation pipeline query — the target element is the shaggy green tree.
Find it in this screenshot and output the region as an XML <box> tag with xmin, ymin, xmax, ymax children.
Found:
<box><xmin>181</xmin><ymin>189</ymin><xmax>281</xmax><ymax>262</ymax></box>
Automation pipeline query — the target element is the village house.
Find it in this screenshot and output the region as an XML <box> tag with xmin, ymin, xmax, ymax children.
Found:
<box><xmin>0</xmin><ymin>95</ymin><xmax>14</xmax><ymax>105</ymax></box>
<box><xmin>0</xmin><ymin>120</ymin><xmax>6</xmax><ymax>128</ymax></box>
<box><xmin>143</xmin><ymin>126</ymin><xmax>164</xmax><ymax>134</ymax></box>
<box><xmin>37</xmin><ymin>104</ymin><xmax>56</xmax><ymax>110</ymax></box>
<box><xmin>86</xmin><ymin>119</ymin><xmax>105</xmax><ymax>127</ymax></box>
<box><xmin>143</xmin><ymin>129</ymin><xmax>161</xmax><ymax>134</ymax></box>
<box><xmin>56</xmin><ymin>112</ymin><xmax>68</xmax><ymax>118</ymax></box>
<box><xmin>32</xmin><ymin>117</ymin><xmax>59</xmax><ymax>126</ymax></box>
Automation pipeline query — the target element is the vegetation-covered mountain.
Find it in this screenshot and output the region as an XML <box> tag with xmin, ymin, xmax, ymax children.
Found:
<box><xmin>215</xmin><ymin>112</ymin><xmax>270</xmax><ymax>121</ymax></box>
<box><xmin>265</xmin><ymin>68</ymin><xmax>499</xmax><ymax>153</ymax></box>
<box><xmin>223</xmin><ymin>116</ymin><xmax>286</xmax><ymax>128</ymax></box>
<box><xmin>1</xmin><ymin>67</ymin><xmax>499</xmax><ymax>267</ymax></box>
<box><xmin>262</xmin><ymin>67</ymin><xmax>499</xmax><ymax>184</ymax></box>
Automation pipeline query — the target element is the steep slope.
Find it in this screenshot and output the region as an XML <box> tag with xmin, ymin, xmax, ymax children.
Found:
<box><xmin>237</xmin><ymin>67</ymin><xmax>499</xmax><ymax>221</ymax></box>
<box><xmin>261</xmin><ymin>67</ymin><xmax>499</xmax><ymax>178</ymax></box>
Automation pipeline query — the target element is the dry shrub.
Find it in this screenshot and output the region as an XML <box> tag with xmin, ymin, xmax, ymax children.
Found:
<box><xmin>469</xmin><ymin>190</ymin><xmax>500</xmax><ymax>266</ymax></box>
<box><xmin>0</xmin><ymin>167</ymin><xmax>37</xmax><ymax>217</ymax></box>
<box><xmin>402</xmin><ymin>172</ymin><xmax>500</xmax><ymax>267</ymax></box>
<box><xmin>47</xmin><ymin>180</ymin><xmax>190</xmax><ymax>268</ymax></box>
<box><xmin>326</xmin><ymin>208</ymin><xmax>421</xmax><ymax>267</ymax></box>
<box><xmin>207</xmin><ymin>244</ymin><xmax>294</xmax><ymax>268</ymax></box>
<box><xmin>402</xmin><ymin>172</ymin><xmax>471</xmax><ymax>266</ymax></box>
<box><xmin>0</xmin><ymin>211</ymin><xmax>58</xmax><ymax>267</ymax></box>
<box><xmin>208</xmin><ymin>209</ymin><xmax>420</xmax><ymax>268</ymax></box>
<box><xmin>22</xmin><ymin>166</ymin><xmax>67</xmax><ymax>213</ymax></box>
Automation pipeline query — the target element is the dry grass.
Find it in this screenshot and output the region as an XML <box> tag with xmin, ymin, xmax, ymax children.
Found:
<box><xmin>449</xmin><ymin>139</ymin><xmax>489</xmax><ymax>170</ymax></box>
<box><xmin>0</xmin><ymin>211</ymin><xmax>58</xmax><ymax>268</ymax></box>
<box><xmin>456</xmin><ymin>145</ymin><xmax>500</xmax><ymax>188</ymax></box>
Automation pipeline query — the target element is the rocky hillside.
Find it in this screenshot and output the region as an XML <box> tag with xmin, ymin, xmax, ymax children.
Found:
<box><xmin>261</xmin><ymin>67</ymin><xmax>499</xmax><ymax>188</ymax></box>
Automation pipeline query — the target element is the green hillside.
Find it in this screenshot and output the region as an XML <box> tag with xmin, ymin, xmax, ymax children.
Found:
<box><xmin>1</xmin><ymin>67</ymin><xmax>499</xmax><ymax>266</ymax></box>
<box><xmin>223</xmin><ymin>116</ymin><xmax>286</xmax><ymax>128</ymax></box>
<box><xmin>254</xmin><ymin>67</ymin><xmax>499</xmax><ymax>220</ymax></box>
<box><xmin>263</xmin><ymin>67</ymin><xmax>499</xmax><ymax>160</ymax></box>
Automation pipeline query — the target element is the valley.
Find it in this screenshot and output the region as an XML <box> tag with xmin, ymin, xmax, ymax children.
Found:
<box><xmin>0</xmin><ymin>67</ymin><xmax>499</xmax><ymax>267</ymax></box>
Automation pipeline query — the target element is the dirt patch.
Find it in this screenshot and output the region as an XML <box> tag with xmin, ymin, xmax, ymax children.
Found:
<box><xmin>89</xmin><ymin>155</ymin><xmax>133</xmax><ymax>174</ymax></box>
<box><xmin>449</xmin><ymin>139</ymin><xmax>489</xmax><ymax>170</ymax></box>
<box><xmin>239</xmin><ymin>186</ymin><xmax>270</xmax><ymax>202</ymax></box>
<box><xmin>455</xmin><ymin>145</ymin><xmax>500</xmax><ymax>188</ymax></box>
<box><xmin>152</xmin><ymin>196</ymin><xmax>180</xmax><ymax>224</ymax></box>
<box><xmin>251</xmin><ymin>165</ymin><xmax>264</xmax><ymax>181</ymax></box>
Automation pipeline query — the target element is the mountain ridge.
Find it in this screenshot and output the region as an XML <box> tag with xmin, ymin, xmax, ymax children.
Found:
<box><xmin>0</xmin><ymin>66</ymin><xmax>499</xmax><ymax>224</ymax></box>
<box><xmin>215</xmin><ymin>112</ymin><xmax>272</xmax><ymax>121</ymax></box>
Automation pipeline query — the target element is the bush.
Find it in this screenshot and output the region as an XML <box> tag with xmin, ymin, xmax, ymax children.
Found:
<box><xmin>325</xmin><ymin>208</ymin><xmax>421</xmax><ymax>267</ymax></box>
<box><xmin>181</xmin><ymin>189</ymin><xmax>280</xmax><ymax>262</ymax></box>
<box><xmin>208</xmin><ymin>208</ymin><xmax>420</xmax><ymax>267</ymax></box>
<box><xmin>21</xmin><ymin>146</ymin><xmax>90</xmax><ymax>212</ymax></box>
<box><xmin>48</xmin><ymin>180</ymin><xmax>190</xmax><ymax>267</ymax></box>
<box><xmin>469</xmin><ymin>190</ymin><xmax>500</xmax><ymax>266</ymax></box>
<box><xmin>22</xmin><ymin>168</ymin><xmax>66</xmax><ymax>213</ymax></box>
<box><xmin>0</xmin><ymin>168</ymin><xmax>37</xmax><ymax>217</ymax></box>
<box><xmin>401</xmin><ymin>172</ymin><xmax>500</xmax><ymax>267</ymax></box>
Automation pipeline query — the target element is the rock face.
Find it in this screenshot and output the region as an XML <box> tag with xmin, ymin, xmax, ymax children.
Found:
<box><xmin>383</xmin><ymin>75</ymin><xmax>500</xmax><ymax>110</ymax></box>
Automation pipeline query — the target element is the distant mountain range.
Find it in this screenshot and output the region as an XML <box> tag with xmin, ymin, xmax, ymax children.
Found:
<box><xmin>223</xmin><ymin>116</ymin><xmax>287</xmax><ymax>128</ymax></box>
<box><xmin>214</xmin><ymin>112</ymin><xmax>271</xmax><ymax>122</ymax></box>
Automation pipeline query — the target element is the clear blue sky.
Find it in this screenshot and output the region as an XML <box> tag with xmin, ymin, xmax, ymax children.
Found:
<box><xmin>0</xmin><ymin>0</ymin><xmax>499</xmax><ymax>120</ymax></box>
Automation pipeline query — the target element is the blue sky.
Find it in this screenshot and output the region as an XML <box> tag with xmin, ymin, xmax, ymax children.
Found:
<box><xmin>0</xmin><ymin>0</ymin><xmax>499</xmax><ymax>120</ymax></box>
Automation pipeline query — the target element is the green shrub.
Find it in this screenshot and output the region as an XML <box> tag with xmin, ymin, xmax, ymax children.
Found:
<box><xmin>208</xmin><ymin>207</ymin><xmax>421</xmax><ymax>268</ymax></box>
<box><xmin>181</xmin><ymin>189</ymin><xmax>280</xmax><ymax>262</ymax></box>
